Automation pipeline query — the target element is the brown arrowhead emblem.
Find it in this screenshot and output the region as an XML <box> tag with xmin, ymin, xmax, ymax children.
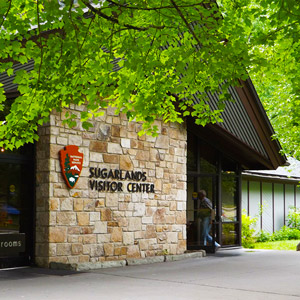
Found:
<box><xmin>59</xmin><ymin>145</ymin><xmax>83</xmax><ymax>189</ymax></box>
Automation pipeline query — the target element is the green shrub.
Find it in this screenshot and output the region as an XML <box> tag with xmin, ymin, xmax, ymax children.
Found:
<box><xmin>242</xmin><ymin>211</ymin><xmax>257</xmax><ymax>248</ymax></box>
<box><xmin>244</xmin><ymin>207</ymin><xmax>300</xmax><ymax>247</ymax></box>
<box><xmin>286</xmin><ymin>207</ymin><xmax>300</xmax><ymax>230</ymax></box>
<box><xmin>273</xmin><ymin>226</ymin><xmax>300</xmax><ymax>241</ymax></box>
<box><xmin>256</xmin><ymin>230</ymin><xmax>272</xmax><ymax>242</ymax></box>
<box><xmin>255</xmin><ymin>227</ymin><xmax>300</xmax><ymax>243</ymax></box>
<box><xmin>287</xmin><ymin>228</ymin><xmax>300</xmax><ymax>240</ymax></box>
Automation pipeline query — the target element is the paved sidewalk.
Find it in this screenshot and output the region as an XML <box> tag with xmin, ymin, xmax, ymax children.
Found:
<box><xmin>1</xmin><ymin>248</ymin><xmax>300</xmax><ymax>299</ymax></box>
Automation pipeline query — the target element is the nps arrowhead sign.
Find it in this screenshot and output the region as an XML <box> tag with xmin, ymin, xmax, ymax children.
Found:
<box><xmin>59</xmin><ymin>145</ymin><xmax>83</xmax><ymax>189</ymax></box>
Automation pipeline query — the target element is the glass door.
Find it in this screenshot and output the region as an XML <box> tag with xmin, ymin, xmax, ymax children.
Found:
<box><xmin>187</xmin><ymin>175</ymin><xmax>219</xmax><ymax>253</ymax></box>
<box><xmin>219</xmin><ymin>169</ymin><xmax>241</xmax><ymax>247</ymax></box>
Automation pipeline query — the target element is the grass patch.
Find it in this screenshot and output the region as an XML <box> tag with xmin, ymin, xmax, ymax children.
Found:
<box><xmin>254</xmin><ymin>240</ymin><xmax>300</xmax><ymax>251</ymax></box>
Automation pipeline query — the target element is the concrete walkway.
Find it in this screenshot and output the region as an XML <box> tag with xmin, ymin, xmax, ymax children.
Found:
<box><xmin>1</xmin><ymin>248</ymin><xmax>300</xmax><ymax>299</ymax></box>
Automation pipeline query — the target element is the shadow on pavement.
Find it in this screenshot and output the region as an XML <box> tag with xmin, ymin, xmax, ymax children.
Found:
<box><xmin>0</xmin><ymin>267</ymin><xmax>83</xmax><ymax>281</ymax></box>
<box><xmin>207</xmin><ymin>247</ymin><xmax>250</xmax><ymax>257</ymax></box>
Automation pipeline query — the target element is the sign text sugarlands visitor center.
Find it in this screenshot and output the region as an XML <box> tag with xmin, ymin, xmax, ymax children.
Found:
<box><xmin>89</xmin><ymin>168</ymin><xmax>155</xmax><ymax>193</ymax></box>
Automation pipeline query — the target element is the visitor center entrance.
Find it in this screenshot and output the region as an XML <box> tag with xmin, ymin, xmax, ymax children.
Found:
<box><xmin>0</xmin><ymin>145</ymin><xmax>34</xmax><ymax>269</ymax></box>
<box><xmin>186</xmin><ymin>132</ymin><xmax>241</xmax><ymax>253</ymax></box>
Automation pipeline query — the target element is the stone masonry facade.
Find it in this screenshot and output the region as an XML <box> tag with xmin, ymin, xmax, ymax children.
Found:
<box><xmin>35</xmin><ymin>106</ymin><xmax>187</xmax><ymax>267</ymax></box>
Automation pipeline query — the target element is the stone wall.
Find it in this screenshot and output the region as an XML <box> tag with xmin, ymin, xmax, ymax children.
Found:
<box><xmin>35</xmin><ymin>106</ymin><xmax>187</xmax><ymax>267</ymax></box>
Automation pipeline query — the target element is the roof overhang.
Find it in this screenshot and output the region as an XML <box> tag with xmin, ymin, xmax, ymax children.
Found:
<box><xmin>188</xmin><ymin>119</ymin><xmax>278</xmax><ymax>170</ymax></box>
<box><xmin>187</xmin><ymin>78</ymin><xmax>287</xmax><ymax>170</ymax></box>
<box><xmin>235</xmin><ymin>79</ymin><xmax>286</xmax><ymax>169</ymax></box>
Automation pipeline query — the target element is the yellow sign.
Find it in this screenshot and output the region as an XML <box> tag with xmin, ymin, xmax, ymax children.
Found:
<box><xmin>9</xmin><ymin>185</ymin><xmax>15</xmax><ymax>193</ymax></box>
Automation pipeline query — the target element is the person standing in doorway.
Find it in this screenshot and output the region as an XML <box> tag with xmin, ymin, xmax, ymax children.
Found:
<box><xmin>198</xmin><ymin>190</ymin><xmax>220</xmax><ymax>248</ymax></box>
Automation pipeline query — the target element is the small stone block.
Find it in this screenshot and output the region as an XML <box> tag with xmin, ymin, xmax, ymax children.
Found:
<box><xmin>126</xmin><ymin>256</ymin><xmax>165</xmax><ymax>266</ymax></box>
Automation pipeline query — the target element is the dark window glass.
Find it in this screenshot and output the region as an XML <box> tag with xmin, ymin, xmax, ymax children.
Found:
<box><xmin>221</xmin><ymin>155</ymin><xmax>238</xmax><ymax>172</ymax></box>
<box><xmin>187</xmin><ymin>132</ymin><xmax>197</xmax><ymax>172</ymax></box>
<box><xmin>0</xmin><ymin>164</ymin><xmax>22</xmax><ymax>233</ymax></box>
<box><xmin>199</xmin><ymin>142</ymin><xmax>217</xmax><ymax>174</ymax></box>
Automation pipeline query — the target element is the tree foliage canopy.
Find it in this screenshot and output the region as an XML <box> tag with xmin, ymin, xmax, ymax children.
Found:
<box><xmin>231</xmin><ymin>0</ymin><xmax>300</xmax><ymax>159</ymax></box>
<box><xmin>0</xmin><ymin>0</ymin><xmax>299</xmax><ymax>154</ymax></box>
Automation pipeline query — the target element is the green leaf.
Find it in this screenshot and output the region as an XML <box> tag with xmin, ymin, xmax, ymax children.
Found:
<box><xmin>82</xmin><ymin>121</ymin><xmax>93</xmax><ymax>130</ymax></box>
<box><xmin>15</xmin><ymin>140</ymin><xmax>23</xmax><ymax>149</ymax></box>
<box><xmin>7</xmin><ymin>68</ymin><xmax>14</xmax><ymax>76</ymax></box>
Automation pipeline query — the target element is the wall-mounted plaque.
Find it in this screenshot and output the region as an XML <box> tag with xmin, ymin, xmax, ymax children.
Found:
<box><xmin>0</xmin><ymin>233</ymin><xmax>25</xmax><ymax>255</ymax></box>
<box><xmin>59</xmin><ymin>145</ymin><xmax>84</xmax><ymax>189</ymax></box>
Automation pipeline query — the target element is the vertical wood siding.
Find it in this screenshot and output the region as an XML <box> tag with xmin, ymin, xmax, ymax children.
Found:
<box><xmin>242</xmin><ymin>179</ymin><xmax>300</xmax><ymax>233</ymax></box>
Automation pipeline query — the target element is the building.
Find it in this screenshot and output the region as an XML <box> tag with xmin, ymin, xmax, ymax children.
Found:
<box><xmin>242</xmin><ymin>158</ymin><xmax>300</xmax><ymax>233</ymax></box>
<box><xmin>0</xmin><ymin>63</ymin><xmax>285</xmax><ymax>269</ymax></box>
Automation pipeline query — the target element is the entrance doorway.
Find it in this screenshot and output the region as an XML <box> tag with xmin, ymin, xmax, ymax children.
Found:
<box><xmin>186</xmin><ymin>132</ymin><xmax>241</xmax><ymax>252</ymax></box>
<box><xmin>187</xmin><ymin>175</ymin><xmax>218</xmax><ymax>252</ymax></box>
<box><xmin>0</xmin><ymin>145</ymin><xmax>34</xmax><ymax>269</ymax></box>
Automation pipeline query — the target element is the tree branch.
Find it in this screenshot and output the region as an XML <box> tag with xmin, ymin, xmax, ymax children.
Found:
<box><xmin>0</xmin><ymin>0</ymin><xmax>12</xmax><ymax>28</ymax></box>
<box><xmin>169</xmin><ymin>0</ymin><xmax>202</xmax><ymax>46</ymax></box>
<box><xmin>36</xmin><ymin>0</ymin><xmax>43</xmax><ymax>86</ymax></box>
<box><xmin>80</xmin><ymin>16</ymin><xmax>94</xmax><ymax>51</ymax></box>
<box><xmin>81</xmin><ymin>0</ymin><xmax>165</xmax><ymax>31</ymax></box>
<box><xmin>106</xmin><ymin>0</ymin><xmax>204</xmax><ymax>11</ymax></box>
<box><xmin>264</xmin><ymin>20</ymin><xmax>300</xmax><ymax>40</ymax></box>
